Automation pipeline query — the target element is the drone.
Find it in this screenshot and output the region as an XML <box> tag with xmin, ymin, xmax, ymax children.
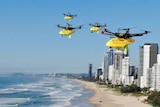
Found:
<box><xmin>89</xmin><ymin>23</ymin><xmax>107</xmax><ymax>33</ymax></box>
<box><xmin>63</xmin><ymin>13</ymin><xmax>77</xmax><ymax>21</ymax></box>
<box><xmin>101</xmin><ymin>28</ymin><xmax>151</xmax><ymax>39</ymax></box>
<box><xmin>57</xmin><ymin>23</ymin><xmax>83</xmax><ymax>39</ymax></box>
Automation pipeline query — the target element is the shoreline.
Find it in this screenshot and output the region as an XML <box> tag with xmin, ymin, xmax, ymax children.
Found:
<box><xmin>76</xmin><ymin>79</ymin><xmax>152</xmax><ymax>107</ymax></box>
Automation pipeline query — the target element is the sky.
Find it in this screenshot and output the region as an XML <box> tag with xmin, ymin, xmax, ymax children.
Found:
<box><xmin>0</xmin><ymin>0</ymin><xmax>160</xmax><ymax>74</ymax></box>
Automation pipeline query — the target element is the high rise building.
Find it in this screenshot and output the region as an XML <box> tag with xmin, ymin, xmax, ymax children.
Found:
<box><xmin>138</xmin><ymin>46</ymin><xmax>144</xmax><ymax>86</ymax></box>
<box><xmin>88</xmin><ymin>64</ymin><xmax>92</xmax><ymax>80</ymax></box>
<box><xmin>129</xmin><ymin>66</ymin><xmax>136</xmax><ymax>77</ymax></box>
<box><xmin>108</xmin><ymin>65</ymin><xmax>114</xmax><ymax>83</ymax></box>
<box><xmin>95</xmin><ymin>67</ymin><xmax>102</xmax><ymax>80</ymax></box>
<box><xmin>151</xmin><ymin>54</ymin><xmax>160</xmax><ymax>91</ymax></box>
<box><xmin>139</xmin><ymin>43</ymin><xmax>158</xmax><ymax>88</ymax></box>
<box><xmin>121</xmin><ymin>57</ymin><xmax>130</xmax><ymax>85</ymax></box>
<box><xmin>112</xmin><ymin>50</ymin><xmax>123</xmax><ymax>85</ymax></box>
<box><xmin>102</xmin><ymin>48</ymin><xmax>114</xmax><ymax>82</ymax></box>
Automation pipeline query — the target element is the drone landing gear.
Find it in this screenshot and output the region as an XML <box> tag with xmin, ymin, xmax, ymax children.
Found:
<box><xmin>96</xmin><ymin>31</ymin><xmax>100</xmax><ymax>34</ymax></box>
<box><xmin>69</xmin><ymin>35</ymin><xmax>72</xmax><ymax>39</ymax></box>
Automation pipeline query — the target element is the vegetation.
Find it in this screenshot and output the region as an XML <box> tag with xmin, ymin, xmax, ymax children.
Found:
<box><xmin>120</xmin><ymin>84</ymin><xmax>141</xmax><ymax>93</ymax></box>
<box><xmin>147</xmin><ymin>91</ymin><xmax>160</xmax><ymax>107</ymax></box>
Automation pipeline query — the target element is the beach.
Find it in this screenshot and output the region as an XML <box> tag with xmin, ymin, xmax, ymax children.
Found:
<box><xmin>76</xmin><ymin>79</ymin><xmax>152</xmax><ymax>107</ymax></box>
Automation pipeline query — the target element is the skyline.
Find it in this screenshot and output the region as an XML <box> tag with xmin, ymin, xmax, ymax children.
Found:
<box><xmin>0</xmin><ymin>0</ymin><xmax>160</xmax><ymax>74</ymax></box>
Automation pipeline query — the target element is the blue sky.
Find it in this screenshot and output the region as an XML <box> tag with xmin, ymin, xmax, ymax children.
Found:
<box><xmin>0</xmin><ymin>0</ymin><xmax>160</xmax><ymax>74</ymax></box>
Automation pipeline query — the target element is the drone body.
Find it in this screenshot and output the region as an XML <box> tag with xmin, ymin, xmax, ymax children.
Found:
<box><xmin>59</xmin><ymin>29</ymin><xmax>75</xmax><ymax>39</ymax></box>
<box><xmin>90</xmin><ymin>27</ymin><xmax>102</xmax><ymax>33</ymax></box>
<box><xmin>64</xmin><ymin>16</ymin><xmax>73</xmax><ymax>21</ymax></box>
<box><xmin>106</xmin><ymin>38</ymin><xmax>135</xmax><ymax>49</ymax></box>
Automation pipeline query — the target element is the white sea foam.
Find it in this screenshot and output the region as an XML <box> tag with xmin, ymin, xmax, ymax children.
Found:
<box><xmin>0</xmin><ymin>88</ymin><xmax>29</xmax><ymax>94</ymax></box>
<box><xmin>0</xmin><ymin>98</ymin><xmax>30</xmax><ymax>106</ymax></box>
<box><xmin>61</xmin><ymin>84</ymin><xmax>74</xmax><ymax>90</ymax></box>
<box><xmin>0</xmin><ymin>88</ymin><xmax>15</xmax><ymax>94</ymax></box>
<box><xmin>47</xmin><ymin>101</ymin><xmax>71</xmax><ymax>107</ymax></box>
<box><xmin>45</xmin><ymin>90</ymin><xmax>61</xmax><ymax>96</ymax></box>
<box><xmin>55</xmin><ymin>102</ymin><xmax>71</xmax><ymax>107</ymax></box>
<box><xmin>0</xmin><ymin>76</ymin><xmax>93</xmax><ymax>107</ymax></box>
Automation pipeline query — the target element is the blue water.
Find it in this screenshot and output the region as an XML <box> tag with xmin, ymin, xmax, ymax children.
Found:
<box><xmin>0</xmin><ymin>74</ymin><xmax>94</xmax><ymax>107</ymax></box>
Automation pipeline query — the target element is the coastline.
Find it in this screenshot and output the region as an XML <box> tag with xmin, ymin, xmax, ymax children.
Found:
<box><xmin>76</xmin><ymin>79</ymin><xmax>152</xmax><ymax>107</ymax></box>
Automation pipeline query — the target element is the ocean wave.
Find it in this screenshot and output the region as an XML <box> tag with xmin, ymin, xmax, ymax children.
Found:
<box><xmin>0</xmin><ymin>98</ymin><xmax>30</xmax><ymax>106</ymax></box>
<box><xmin>47</xmin><ymin>101</ymin><xmax>71</xmax><ymax>107</ymax></box>
<box><xmin>0</xmin><ymin>88</ymin><xmax>30</xmax><ymax>95</ymax></box>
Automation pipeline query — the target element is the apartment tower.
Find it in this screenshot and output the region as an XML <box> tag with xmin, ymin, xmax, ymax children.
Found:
<box><xmin>139</xmin><ymin>43</ymin><xmax>158</xmax><ymax>88</ymax></box>
<box><xmin>103</xmin><ymin>48</ymin><xmax>114</xmax><ymax>82</ymax></box>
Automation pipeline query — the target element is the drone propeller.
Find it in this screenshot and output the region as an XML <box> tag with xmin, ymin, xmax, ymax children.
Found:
<box><xmin>89</xmin><ymin>22</ymin><xmax>99</xmax><ymax>26</ymax></box>
<box><xmin>97</xmin><ymin>22</ymin><xmax>101</xmax><ymax>26</ymax></box>
<box><xmin>63</xmin><ymin>13</ymin><xmax>77</xmax><ymax>17</ymax></box>
<box><xmin>120</xmin><ymin>27</ymin><xmax>137</xmax><ymax>31</ymax></box>
<box><xmin>68</xmin><ymin>12</ymin><xmax>77</xmax><ymax>17</ymax></box>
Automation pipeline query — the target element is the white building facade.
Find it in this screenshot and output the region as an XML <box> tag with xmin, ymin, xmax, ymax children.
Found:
<box><xmin>151</xmin><ymin>54</ymin><xmax>160</xmax><ymax>91</ymax></box>
<box><xmin>102</xmin><ymin>49</ymin><xmax>114</xmax><ymax>82</ymax></box>
<box><xmin>112</xmin><ymin>50</ymin><xmax>123</xmax><ymax>85</ymax></box>
<box><xmin>139</xmin><ymin>43</ymin><xmax>158</xmax><ymax>88</ymax></box>
<box><xmin>121</xmin><ymin>57</ymin><xmax>130</xmax><ymax>85</ymax></box>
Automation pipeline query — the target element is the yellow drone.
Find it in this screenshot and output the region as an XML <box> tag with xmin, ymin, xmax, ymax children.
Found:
<box><xmin>89</xmin><ymin>23</ymin><xmax>106</xmax><ymax>33</ymax></box>
<box><xmin>102</xmin><ymin>27</ymin><xmax>150</xmax><ymax>54</ymax></box>
<box><xmin>63</xmin><ymin>13</ymin><xmax>77</xmax><ymax>21</ymax></box>
<box><xmin>57</xmin><ymin>23</ymin><xmax>83</xmax><ymax>39</ymax></box>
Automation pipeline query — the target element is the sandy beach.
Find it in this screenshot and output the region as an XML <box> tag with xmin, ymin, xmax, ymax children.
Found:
<box><xmin>76</xmin><ymin>79</ymin><xmax>152</xmax><ymax>107</ymax></box>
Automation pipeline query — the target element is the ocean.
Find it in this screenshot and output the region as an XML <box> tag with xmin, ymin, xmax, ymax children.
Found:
<box><xmin>0</xmin><ymin>74</ymin><xmax>94</xmax><ymax>107</ymax></box>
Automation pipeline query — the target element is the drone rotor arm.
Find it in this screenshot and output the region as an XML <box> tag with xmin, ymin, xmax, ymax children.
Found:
<box><xmin>63</xmin><ymin>13</ymin><xmax>67</xmax><ymax>16</ymax></box>
<box><xmin>130</xmin><ymin>30</ymin><xmax>151</xmax><ymax>37</ymax></box>
<box><xmin>89</xmin><ymin>23</ymin><xmax>95</xmax><ymax>26</ymax></box>
<box><xmin>144</xmin><ymin>30</ymin><xmax>151</xmax><ymax>34</ymax></box>
<box><xmin>77</xmin><ymin>25</ymin><xmax>83</xmax><ymax>29</ymax></box>
<box><xmin>129</xmin><ymin>33</ymin><xmax>144</xmax><ymax>37</ymax></box>
<box><xmin>107</xmin><ymin>31</ymin><xmax>116</xmax><ymax>36</ymax></box>
<box><xmin>102</xmin><ymin>30</ymin><xmax>115</xmax><ymax>36</ymax></box>
<box><xmin>57</xmin><ymin>24</ymin><xmax>66</xmax><ymax>29</ymax></box>
<box><xmin>72</xmin><ymin>25</ymin><xmax>83</xmax><ymax>29</ymax></box>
